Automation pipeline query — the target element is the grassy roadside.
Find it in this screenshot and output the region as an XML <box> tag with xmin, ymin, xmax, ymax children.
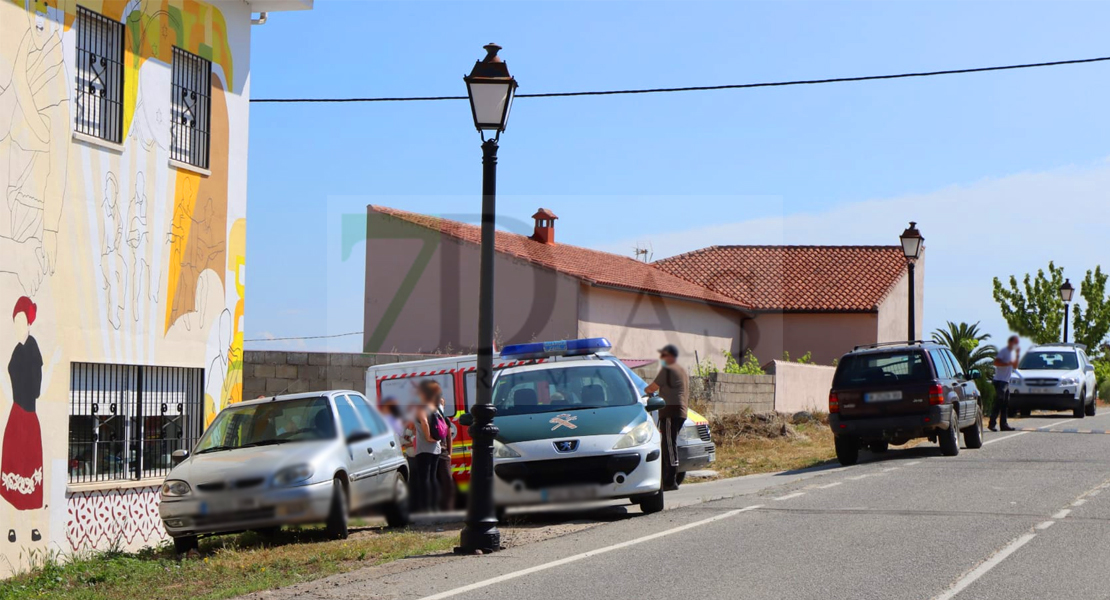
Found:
<box><xmin>0</xmin><ymin>526</ymin><xmax>456</xmax><ymax>600</ymax></box>
<box><xmin>698</xmin><ymin>418</ymin><xmax>837</xmax><ymax>480</ymax></box>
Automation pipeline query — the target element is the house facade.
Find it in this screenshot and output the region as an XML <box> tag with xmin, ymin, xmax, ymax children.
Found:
<box><xmin>0</xmin><ymin>0</ymin><xmax>310</xmax><ymax>572</ymax></box>
<box><xmin>365</xmin><ymin>207</ymin><xmax>924</xmax><ymax>371</ymax></box>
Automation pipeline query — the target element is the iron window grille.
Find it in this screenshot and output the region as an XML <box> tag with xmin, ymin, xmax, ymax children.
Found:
<box><xmin>68</xmin><ymin>363</ymin><xmax>205</xmax><ymax>484</ymax></box>
<box><xmin>170</xmin><ymin>47</ymin><xmax>212</xmax><ymax>170</ymax></box>
<box><xmin>75</xmin><ymin>7</ymin><xmax>125</xmax><ymax>144</ymax></box>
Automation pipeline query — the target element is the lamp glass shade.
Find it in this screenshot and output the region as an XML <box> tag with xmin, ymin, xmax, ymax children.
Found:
<box><xmin>1060</xmin><ymin>280</ymin><xmax>1075</xmax><ymax>303</ymax></box>
<box><xmin>466</xmin><ymin>79</ymin><xmax>515</xmax><ymax>131</ymax></box>
<box><xmin>900</xmin><ymin>234</ymin><xmax>923</xmax><ymax>260</ymax></box>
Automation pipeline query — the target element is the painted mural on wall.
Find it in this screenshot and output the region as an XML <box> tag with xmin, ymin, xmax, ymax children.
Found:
<box><xmin>0</xmin><ymin>0</ymin><xmax>251</xmax><ymax>569</ymax></box>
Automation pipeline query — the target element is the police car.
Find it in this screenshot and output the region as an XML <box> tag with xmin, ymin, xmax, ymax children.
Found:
<box><xmin>480</xmin><ymin>338</ymin><xmax>666</xmax><ymax>514</ymax></box>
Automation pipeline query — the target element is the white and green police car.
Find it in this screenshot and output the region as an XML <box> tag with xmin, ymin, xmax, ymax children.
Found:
<box><xmin>484</xmin><ymin>338</ymin><xmax>666</xmax><ymax>514</ymax></box>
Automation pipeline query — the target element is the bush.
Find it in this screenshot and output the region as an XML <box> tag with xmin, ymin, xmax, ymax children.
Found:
<box><xmin>1094</xmin><ymin>358</ymin><xmax>1110</xmax><ymax>400</ymax></box>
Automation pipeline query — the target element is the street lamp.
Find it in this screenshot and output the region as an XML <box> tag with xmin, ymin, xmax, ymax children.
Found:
<box><xmin>899</xmin><ymin>221</ymin><xmax>923</xmax><ymax>342</ymax></box>
<box><xmin>459</xmin><ymin>43</ymin><xmax>517</xmax><ymax>556</ymax></box>
<box><xmin>1060</xmin><ymin>279</ymin><xmax>1075</xmax><ymax>343</ymax></box>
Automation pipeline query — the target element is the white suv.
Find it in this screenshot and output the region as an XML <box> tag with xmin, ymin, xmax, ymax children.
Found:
<box><xmin>1009</xmin><ymin>344</ymin><xmax>1097</xmax><ymax>418</ymax></box>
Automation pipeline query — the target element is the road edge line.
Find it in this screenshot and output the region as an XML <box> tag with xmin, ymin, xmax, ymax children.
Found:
<box><xmin>930</xmin><ymin>533</ymin><xmax>1037</xmax><ymax>600</ymax></box>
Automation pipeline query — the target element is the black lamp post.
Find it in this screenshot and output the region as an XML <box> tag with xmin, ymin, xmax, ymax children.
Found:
<box><xmin>458</xmin><ymin>43</ymin><xmax>517</xmax><ymax>555</ymax></box>
<box><xmin>899</xmin><ymin>221</ymin><xmax>923</xmax><ymax>342</ymax></box>
<box><xmin>1060</xmin><ymin>279</ymin><xmax>1075</xmax><ymax>343</ymax></box>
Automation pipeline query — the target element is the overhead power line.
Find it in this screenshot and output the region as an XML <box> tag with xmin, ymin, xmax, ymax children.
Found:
<box><xmin>245</xmin><ymin>331</ymin><xmax>363</xmax><ymax>342</ymax></box>
<box><xmin>251</xmin><ymin>55</ymin><xmax>1110</xmax><ymax>104</ymax></box>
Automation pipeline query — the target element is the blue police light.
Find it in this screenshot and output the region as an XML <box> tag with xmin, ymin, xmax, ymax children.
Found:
<box><xmin>500</xmin><ymin>338</ymin><xmax>613</xmax><ymax>360</ymax></box>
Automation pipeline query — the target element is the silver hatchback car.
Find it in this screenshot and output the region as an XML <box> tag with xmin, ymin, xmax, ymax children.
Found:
<box><xmin>159</xmin><ymin>391</ymin><xmax>409</xmax><ymax>553</ymax></box>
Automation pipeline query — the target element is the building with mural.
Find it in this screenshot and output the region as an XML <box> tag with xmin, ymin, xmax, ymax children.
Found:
<box><xmin>0</xmin><ymin>0</ymin><xmax>311</xmax><ymax>574</ymax></box>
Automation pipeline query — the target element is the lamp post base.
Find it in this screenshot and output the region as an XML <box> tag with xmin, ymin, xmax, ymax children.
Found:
<box><xmin>456</xmin><ymin>403</ymin><xmax>501</xmax><ymax>555</ymax></box>
<box><xmin>455</xmin><ymin>528</ymin><xmax>502</xmax><ymax>555</ymax></box>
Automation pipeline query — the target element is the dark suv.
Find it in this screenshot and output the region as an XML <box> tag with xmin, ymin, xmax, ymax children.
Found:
<box><xmin>828</xmin><ymin>341</ymin><xmax>984</xmax><ymax>465</ymax></box>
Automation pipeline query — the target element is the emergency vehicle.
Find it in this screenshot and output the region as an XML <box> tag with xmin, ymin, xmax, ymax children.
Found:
<box><xmin>365</xmin><ymin>338</ymin><xmax>666</xmax><ymax>514</ymax></box>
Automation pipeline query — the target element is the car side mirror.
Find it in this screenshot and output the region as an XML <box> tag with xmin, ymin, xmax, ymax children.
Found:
<box><xmin>171</xmin><ymin>449</ymin><xmax>190</xmax><ymax>465</ymax></box>
<box><xmin>1085</xmin><ymin>364</ymin><xmax>1095</xmax><ymax>373</ymax></box>
<box><xmin>459</xmin><ymin>413</ymin><xmax>474</xmax><ymax>427</ymax></box>
<box><xmin>967</xmin><ymin>369</ymin><xmax>982</xmax><ymax>380</ymax></box>
<box><xmin>346</xmin><ymin>430</ymin><xmax>373</xmax><ymax>445</ymax></box>
<box><xmin>645</xmin><ymin>397</ymin><xmax>666</xmax><ymax>412</ymax></box>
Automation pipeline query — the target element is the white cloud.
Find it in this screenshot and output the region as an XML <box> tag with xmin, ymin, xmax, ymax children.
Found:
<box><xmin>600</xmin><ymin>159</ymin><xmax>1110</xmax><ymax>345</ymax></box>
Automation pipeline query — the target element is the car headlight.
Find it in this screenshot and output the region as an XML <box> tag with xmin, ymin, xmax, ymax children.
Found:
<box><xmin>1010</xmin><ymin>375</ymin><xmax>1021</xmax><ymax>384</ymax></box>
<box><xmin>678</xmin><ymin>424</ymin><xmax>701</xmax><ymax>443</ymax></box>
<box><xmin>613</xmin><ymin>419</ymin><xmax>655</xmax><ymax>450</ymax></box>
<box><xmin>273</xmin><ymin>464</ymin><xmax>314</xmax><ymax>487</ymax></box>
<box><xmin>1060</xmin><ymin>376</ymin><xmax>1079</xmax><ymax>386</ymax></box>
<box><xmin>161</xmin><ymin>480</ymin><xmax>191</xmax><ymax>497</ymax></box>
<box><xmin>493</xmin><ymin>440</ymin><xmax>521</xmax><ymax>459</ymax></box>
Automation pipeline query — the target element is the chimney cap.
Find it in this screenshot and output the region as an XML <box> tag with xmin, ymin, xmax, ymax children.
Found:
<box><xmin>532</xmin><ymin>208</ymin><xmax>558</xmax><ymax>220</ymax></box>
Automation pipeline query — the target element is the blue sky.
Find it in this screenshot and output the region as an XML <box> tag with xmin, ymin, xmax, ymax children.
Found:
<box><xmin>245</xmin><ymin>0</ymin><xmax>1110</xmax><ymax>354</ymax></box>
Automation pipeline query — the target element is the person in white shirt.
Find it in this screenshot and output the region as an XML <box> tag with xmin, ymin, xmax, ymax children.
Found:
<box><xmin>990</xmin><ymin>336</ymin><xmax>1021</xmax><ymax>431</ymax></box>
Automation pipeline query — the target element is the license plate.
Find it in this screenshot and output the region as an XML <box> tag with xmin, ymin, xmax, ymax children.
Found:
<box><xmin>708</xmin><ymin>452</ymin><xmax>716</xmax><ymax>463</ymax></box>
<box><xmin>199</xmin><ymin>496</ymin><xmax>258</xmax><ymax>516</ymax></box>
<box><xmin>865</xmin><ymin>391</ymin><xmax>903</xmax><ymax>402</ymax></box>
<box><xmin>543</xmin><ymin>486</ymin><xmax>597</xmax><ymax>502</ymax></box>
<box><xmin>1035</xmin><ymin>388</ymin><xmax>1056</xmax><ymax>394</ymax></box>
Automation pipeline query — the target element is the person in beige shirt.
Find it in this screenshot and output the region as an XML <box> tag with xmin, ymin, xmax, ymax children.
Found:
<box><xmin>644</xmin><ymin>344</ymin><xmax>688</xmax><ymax>491</ymax></box>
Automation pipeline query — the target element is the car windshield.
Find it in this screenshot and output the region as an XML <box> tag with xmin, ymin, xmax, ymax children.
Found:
<box><xmin>492</xmin><ymin>364</ymin><xmax>638</xmax><ymax>416</ymax></box>
<box><xmin>194</xmin><ymin>397</ymin><xmax>336</xmax><ymax>454</ymax></box>
<box><xmin>833</xmin><ymin>350</ymin><xmax>932</xmax><ymax>388</ymax></box>
<box><xmin>1019</xmin><ymin>351</ymin><xmax>1079</xmax><ymax>371</ymax></box>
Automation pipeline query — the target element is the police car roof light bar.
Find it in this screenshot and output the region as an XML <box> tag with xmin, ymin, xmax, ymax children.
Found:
<box><xmin>500</xmin><ymin>338</ymin><xmax>613</xmax><ymax>360</ymax></box>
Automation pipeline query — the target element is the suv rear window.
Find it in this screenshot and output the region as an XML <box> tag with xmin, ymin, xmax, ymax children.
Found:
<box><xmin>833</xmin><ymin>350</ymin><xmax>932</xmax><ymax>388</ymax></box>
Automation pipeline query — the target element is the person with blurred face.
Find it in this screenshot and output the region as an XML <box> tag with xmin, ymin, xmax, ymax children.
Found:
<box><xmin>411</xmin><ymin>381</ymin><xmax>441</xmax><ymax>512</ymax></box>
<box><xmin>990</xmin><ymin>336</ymin><xmax>1021</xmax><ymax>432</ymax></box>
<box><xmin>644</xmin><ymin>344</ymin><xmax>688</xmax><ymax>491</ymax></box>
<box><xmin>435</xmin><ymin>394</ymin><xmax>456</xmax><ymax>512</ymax></box>
<box><xmin>380</xmin><ymin>397</ymin><xmax>405</xmax><ymax>439</ymax></box>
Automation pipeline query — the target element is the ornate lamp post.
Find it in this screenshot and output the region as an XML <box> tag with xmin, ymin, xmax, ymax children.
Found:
<box><xmin>459</xmin><ymin>43</ymin><xmax>517</xmax><ymax>555</ymax></box>
<box><xmin>1060</xmin><ymin>279</ymin><xmax>1075</xmax><ymax>343</ymax></box>
<box><xmin>899</xmin><ymin>222</ymin><xmax>923</xmax><ymax>341</ymax></box>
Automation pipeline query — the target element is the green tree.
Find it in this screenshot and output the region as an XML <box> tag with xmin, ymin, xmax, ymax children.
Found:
<box><xmin>931</xmin><ymin>321</ymin><xmax>997</xmax><ymax>374</ymax></box>
<box><xmin>1072</xmin><ymin>267</ymin><xmax>1110</xmax><ymax>357</ymax></box>
<box><xmin>992</xmin><ymin>262</ymin><xmax>1067</xmax><ymax>344</ymax></box>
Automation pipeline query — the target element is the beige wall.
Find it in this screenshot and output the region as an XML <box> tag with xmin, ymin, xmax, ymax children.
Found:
<box><xmin>877</xmin><ymin>254</ymin><xmax>925</xmax><ymax>343</ymax></box>
<box><xmin>745</xmin><ymin>312</ymin><xmax>878</xmax><ymax>367</ymax></box>
<box><xmin>577</xmin><ymin>286</ymin><xmax>741</xmax><ymax>369</ymax></box>
<box><xmin>769</xmin><ymin>361</ymin><xmax>836</xmax><ymax>413</ymax></box>
<box><xmin>364</xmin><ymin>213</ymin><xmax>580</xmax><ymax>354</ymax></box>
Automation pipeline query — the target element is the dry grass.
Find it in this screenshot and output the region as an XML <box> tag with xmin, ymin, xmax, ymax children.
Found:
<box><xmin>0</xmin><ymin>526</ymin><xmax>456</xmax><ymax>600</ymax></box>
<box><xmin>691</xmin><ymin>412</ymin><xmax>837</xmax><ymax>480</ymax></box>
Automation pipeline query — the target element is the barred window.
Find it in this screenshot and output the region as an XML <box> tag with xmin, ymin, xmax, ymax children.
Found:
<box><xmin>170</xmin><ymin>47</ymin><xmax>212</xmax><ymax>170</ymax></box>
<box><xmin>75</xmin><ymin>7</ymin><xmax>125</xmax><ymax>143</ymax></box>
<box><xmin>68</xmin><ymin>363</ymin><xmax>205</xmax><ymax>484</ymax></box>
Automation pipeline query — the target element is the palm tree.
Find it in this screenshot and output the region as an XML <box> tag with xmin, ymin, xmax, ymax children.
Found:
<box><xmin>931</xmin><ymin>321</ymin><xmax>998</xmax><ymax>374</ymax></box>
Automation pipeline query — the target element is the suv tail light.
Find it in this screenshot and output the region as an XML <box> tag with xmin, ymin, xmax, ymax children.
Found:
<box><xmin>829</xmin><ymin>391</ymin><xmax>840</xmax><ymax>413</ymax></box>
<box><xmin>928</xmin><ymin>383</ymin><xmax>945</xmax><ymax>405</ymax></box>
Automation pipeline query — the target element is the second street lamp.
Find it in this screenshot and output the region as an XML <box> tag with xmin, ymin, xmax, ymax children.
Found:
<box><xmin>458</xmin><ymin>43</ymin><xmax>517</xmax><ymax>555</ymax></box>
<box><xmin>1060</xmin><ymin>279</ymin><xmax>1075</xmax><ymax>343</ymax></box>
<box><xmin>899</xmin><ymin>221</ymin><xmax>923</xmax><ymax>342</ymax></box>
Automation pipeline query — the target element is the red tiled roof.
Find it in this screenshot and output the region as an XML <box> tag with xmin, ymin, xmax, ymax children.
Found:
<box><xmin>370</xmin><ymin>206</ymin><xmax>751</xmax><ymax>310</ymax></box>
<box><xmin>653</xmin><ymin>245</ymin><xmax>909</xmax><ymax>312</ymax></box>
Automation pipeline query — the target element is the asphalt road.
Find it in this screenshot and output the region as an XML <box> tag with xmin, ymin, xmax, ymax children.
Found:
<box><xmin>257</xmin><ymin>410</ymin><xmax>1110</xmax><ymax>600</ymax></box>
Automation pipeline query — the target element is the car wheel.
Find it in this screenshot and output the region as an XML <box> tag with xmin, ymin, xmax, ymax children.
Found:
<box><xmin>868</xmin><ymin>441</ymin><xmax>889</xmax><ymax>453</ymax></box>
<box><xmin>834</xmin><ymin>435</ymin><xmax>859</xmax><ymax>466</ymax></box>
<box><xmin>1074</xmin><ymin>390</ymin><xmax>1086</xmax><ymax>418</ymax></box>
<box><xmin>172</xmin><ymin>535</ymin><xmax>198</xmax><ymax>555</ymax></box>
<box><xmin>675</xmin><ymin>472</ymin><xmax>687</xmax><ymax>486</ymax></box>
<box><xmin>962</xmin><ymin>405</ymin><xmax>984</xmax><ymax>449</ymax></box>
<box><xmin>1020</xmin><ymin>410</ymin><xmax>1031</xmax><ymax>419</ymax></box>
<box><xmin>383</xmin><ymin>472</ymin><xmax>411</xmax><ymax>528</ymax></box>
<box><xmin>325</xmin><ymin>478</ymin><xmax>349</xmax><ymax>540</ymax></box>
<box><xmin>638</xmin><ymin>490</ymin><xmax>665</xmax><ymax>515</ymax></box>
<box><xmin>939</xmin><ymin>409</ymin><xmax>961</xmax><ymax>456</ymax></box>
<box><xmin>1086</xmin><ymin>398</ymin><xmax>1097</xmax><ymax>417</ymax></box>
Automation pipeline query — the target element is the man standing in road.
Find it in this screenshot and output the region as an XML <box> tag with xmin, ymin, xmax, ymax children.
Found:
<box><xmin>990</xmin><ymin>335</ymin><xmax>1021</xmax><ymax>432</ymax></box>
<box><xmin>644</xmin><ymin>344</ymin><xmax>688</xmax><ymax>491</ymax></box>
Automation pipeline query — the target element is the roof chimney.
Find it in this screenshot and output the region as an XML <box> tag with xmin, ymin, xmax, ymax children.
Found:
<box><xmin>531</xmin><ymin>208</ymin><xmax>558</xmax><ymax>245</ymax></box>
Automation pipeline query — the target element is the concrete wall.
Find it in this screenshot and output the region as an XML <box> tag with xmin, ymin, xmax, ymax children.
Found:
<box><xmin>364</xmin><ymin>210</ymin><xmax>581</xmax><ymax>354</ymax></box>
<box><xmin>745</xmin><ymin>312</ymin><xmax>878</xmax><ymax>367</ymax></box>
<box><xmin>877</xmin><ymin>253</ymin><xmax>925</xmax><ymax>342</ymax></box>
<box><xmin>242</xmin><ymin>351</ymin><xmax>445</xmax><ymax>398</ymax></box>
<box><xmin>767</xmin><ymin>361</ymin><xmax>836</xmax><ymax>413</ymax></box>
<box><xmin>693</xmin><ymin>373</ymin><xmax>776</xmax><ymax>414</ymax></box>
<box><xmin>578</xmin><ymin>286</ymin><xmax>742</xmax><ymax>371</ymax></box>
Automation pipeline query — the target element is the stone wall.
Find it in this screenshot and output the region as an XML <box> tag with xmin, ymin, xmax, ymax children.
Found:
<box><xmin>693</xmin><ymin>372</ymin><xmax>777</xmax><ymax>414</ymax></box>
<box><xmin>242</xmin><ymin>351</ymin><xmax>448</xmax><ymax>398</ymax></box>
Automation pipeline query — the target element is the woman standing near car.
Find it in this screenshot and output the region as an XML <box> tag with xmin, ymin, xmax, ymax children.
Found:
<box><xmin>412</xmin><ymin>381</ymin><xmax>442</xmax><ymax>512</ymax></box>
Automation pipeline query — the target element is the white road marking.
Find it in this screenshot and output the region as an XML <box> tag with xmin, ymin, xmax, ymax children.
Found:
<box><xmin>983</xmin><ymin>417</ymin><xmax>1082</xmax><ymax>445</ymax></box>
<box><xmin>904</xmin><ymin>461</ymin><xmax>922</xmax><ymax>466</ymax></box>
<box><xmin>1072</xmin><ymin>499</ymin><xmax>1087</xmax><ymax>507</ymax></box>
<box><xmin>1088</xmin><ymin>489</ymin><xmax>1101</xmax><ymax>497</ymax></box>
<box><xmin>931</xmin><ymin>533</ymin><xmax>1038</xmax><ymax>600</ymax></box>
<box><xmin>814</xmin><ymin>482</ymin><xmax>843</xmax><ymax>490</ymax></box>
<box><xmin>848</xmin><ymin>474</ymin><xmax>871</xmax><ymax>481</ymax></box>
<box><xmin>774</xmin><ymin>492</ymin><xmax>806</xmax><ymax>501</ymax></box>
<box><xmin>1052</xmin><ymin>509</ymin><xmax>1071</xmax><ymax>520</ymax></box>
<box><xmin>416</xmin><ymin>505</ymin><xmax>764</xmax><ymax>600</ymax></box>
<box><xmin>1035</xmin><ymin>521</ymin><xmax>1055</xmax><ymax>531</ymax></box>
<box><xmin>882</xmin><ymin>467</ymin><xmax>901</xmax><ymax>472</ymax></box>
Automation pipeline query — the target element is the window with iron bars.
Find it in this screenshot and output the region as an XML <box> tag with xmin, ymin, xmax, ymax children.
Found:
<box><xmin>74</xmin><ymin>7</ymin><xmax>124</xmax><ymax>144</ymax></box>
<box><xmin>170</xmin><ymin>47</ymin><xmax>212</xmax><ymax>170</ymax></box>
<box><xmin>68</xmin><ymin>363</ymin><xmax>205</xmax><ymax>484</ymax></box>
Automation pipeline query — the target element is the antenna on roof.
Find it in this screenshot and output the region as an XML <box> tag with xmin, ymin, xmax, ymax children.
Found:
<box><xmin>633</xmin><ymin>242</ymin><xmax>654</xmax><ymax>263</ymax></box>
